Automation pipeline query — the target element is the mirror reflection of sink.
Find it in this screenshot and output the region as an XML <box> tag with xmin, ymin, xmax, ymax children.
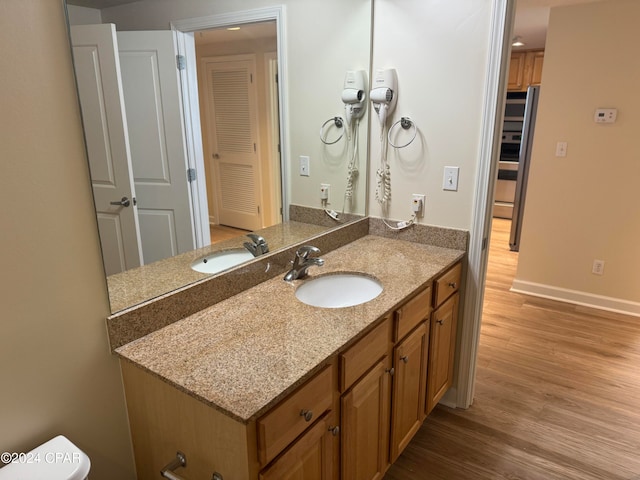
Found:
<box><xmin>295</xmin><ymin>273</ymin><xmax>383</xmax><ymax>308</ymax></box>
<box><xmin>191</xmin><ymin>249</ymin><xmax>255</xmax><ymax>274</ymax></box>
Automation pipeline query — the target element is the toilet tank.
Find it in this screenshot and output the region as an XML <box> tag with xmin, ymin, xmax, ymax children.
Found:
<box><xmin>0</xmin><ymin>435</ymin><xmax>90</xmax><ymax>480</ymax></box>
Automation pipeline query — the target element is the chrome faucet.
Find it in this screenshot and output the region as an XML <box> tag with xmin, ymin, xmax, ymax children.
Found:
<box><xmin>243</xmin><ymin>234</ymin><xmax>269</xmax><ymax>257</ymax></box>
<box><xmin>284</xmin><ymin>246</ymin><xmax>324</xmax><ymax>281</ymax></box>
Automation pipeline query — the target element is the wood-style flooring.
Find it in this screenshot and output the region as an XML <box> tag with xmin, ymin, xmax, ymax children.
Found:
<box><xmin>210</xmin><ymin>224</ymin><xmax>248</xmax><ymax>245</ymax></box>
<box><xmin>385</xmin><ymin>218</ymin><xmax>640</xmax><ymax>480</ymax></box>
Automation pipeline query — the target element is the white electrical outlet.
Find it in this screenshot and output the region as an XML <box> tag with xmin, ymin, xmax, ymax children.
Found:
<box><xmin>412</xmin><ymin>194</ymin><xmax>425</xmax><ymax>217</ymax></box>
<box><xmin>592</xmin><ymin>259</ymin><xmax>605</xmax><ymax>275</ymax></box>
<box><xmin>299</xmin><ymin>156</ymin><xmax>310</xmax><ymax>176</ymax></box>
<box><xmin>320</xmin><ymin>183</ymin><xmax>330</xmax><ymax>201</ymax></box>
<box><xmin>443</xmin><ymin>166</ymin><xmax>459</xmax><ymax>191</ymax></box>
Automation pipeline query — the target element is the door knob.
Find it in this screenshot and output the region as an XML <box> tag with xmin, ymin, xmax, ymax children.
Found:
<box><xmin>110</xmin><ymin>197</ymin><xmax>131</xmax><ymax>207</ymax></box>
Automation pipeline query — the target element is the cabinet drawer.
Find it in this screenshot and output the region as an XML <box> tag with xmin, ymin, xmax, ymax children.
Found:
<box><xmin>257</xmin><ymin>364</ymin><xmax>334</xmax><ymax>466</ymax></box>
<box><xmin>433</xmin><ymin>262</ymin><xmax>461</xmax><ymax>307</ymax></box>
<box><xmin>259</xmin><ymin>411</ymin><xmax>337</xmax><ymax>480</ymax></box>
<box><xmin>340</xmin><ymin>316</ymin><xmax>391</xmax><ymax>392</ymax></box>
<box><xmin>394</xmin><ymin>286</ymin><xmax>431</xmax><ymax>342</ymax></box>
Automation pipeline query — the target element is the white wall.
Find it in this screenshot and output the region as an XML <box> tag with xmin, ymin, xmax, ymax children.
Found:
<box><xmin>0</xmin><ymin>1</ymin><xmax>135</xmax><ymax>478</ymax></box>
<box><xmin>514</xmin><ymin>0</ymin><xmax>640</xmax><ymax>314</ymax></box>
<box><xmin>66</xmin><ymin>4</ymin><xmax>102</xmax><ymax>25</ymax></box>
<box><xmin>102</xmin><ymin>0</ymin><xmax>372</xmax><ymax>216</ymax></box>
<box><xmin>369</xmin><ymin>0</ymin><xmax>493</xmax><ymax>229</ymax></box>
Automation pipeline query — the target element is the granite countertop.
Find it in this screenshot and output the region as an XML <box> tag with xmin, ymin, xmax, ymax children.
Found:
<box><xmin>115</xmin><ymin>235</ymin><xmax>465</xmax><ymax>424</ymax></box>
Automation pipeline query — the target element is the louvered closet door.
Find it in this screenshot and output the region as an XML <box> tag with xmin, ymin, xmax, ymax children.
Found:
<box><xmin>202</xmin><ymin>56</ymin><xmax>263</xmax><ymax>231</ymax></box>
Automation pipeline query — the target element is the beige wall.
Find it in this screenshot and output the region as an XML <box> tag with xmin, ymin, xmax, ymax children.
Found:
<box><xmin>368</xmin><ymin>0</ymin><xmax>493</xmax><ymax>229</ymax></box>
<box><xmin>0</xmin><ymin>1</ymin><xmax>135</xmax><ymax>478</ymax></box>
<box><xmin>514</xmin><ymin>0</ymin><xmax>640</xmax><ymax>312</ymax></box>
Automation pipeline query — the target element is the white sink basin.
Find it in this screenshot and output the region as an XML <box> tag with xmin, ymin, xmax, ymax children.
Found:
<box><xmin>191</xmin><ymin>249</ymin><xmax>255</xmax><ymax>274</ymax></box>
<box><xmin>295</xmin><ymin>273</ymin><xmax>383</xmax><ymax>308</ymax></box>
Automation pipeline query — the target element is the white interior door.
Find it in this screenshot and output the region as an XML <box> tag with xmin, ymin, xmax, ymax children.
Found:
<box><xmin>117</xmin><ymin>31</ymin><xmax>196</xmax><ymax>264</ymax></box>
<box><xmin>70</xmin><ymin>24</ymin><xmax>143</xmax><ymax>276</ymax></box>
<box><xmin>202</xmin><ymin>56</ymin><xmax>263</xmax><ymax>231</ymax></box>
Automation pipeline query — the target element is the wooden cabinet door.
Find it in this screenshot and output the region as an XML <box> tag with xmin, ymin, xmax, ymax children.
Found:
<box><xmin>259</xmin><ymin>412</ymin><xmax>338</xmax><ymax>480</ymax></box>
<box><xmin>507</xmin><ymin>52</ymin><xmax>526</xmax><ymax>91</ymax></box>
<box><xmin>528</xmin><ymin>50</ymin><xmax>544</xmax><ymax>85</ymax></box>
<box><xmin>426</xmin><ymin>293</ymin><xmax>459</xmax><ymax>414</ymax></box>
<box><xmin>390</xmin><ymin>322</ymin><xmax>429</xmax><ymax>463</ymax></box>
<box><xmin>341</xmin><ymin>357</ymin><xmax>392</xmax><ymax>480</ymax></box>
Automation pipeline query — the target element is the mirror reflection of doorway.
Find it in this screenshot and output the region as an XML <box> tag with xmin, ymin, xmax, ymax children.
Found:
<box><xmin>195</xmin><ymin>22</ymin><xmax>281</xmax><ymax>234</ymax></box>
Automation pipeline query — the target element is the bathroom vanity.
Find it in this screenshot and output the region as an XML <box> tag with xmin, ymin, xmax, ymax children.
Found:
<box><xmin>115</xmin><ymin>234</ymin><xmax>464</xmax><ymax>480</ymax></box>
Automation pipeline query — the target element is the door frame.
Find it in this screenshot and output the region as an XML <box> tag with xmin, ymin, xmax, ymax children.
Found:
<box><xmin>264</xmin><ymin>51</ymin><xmax>282</xmax><ymax>226</ymax></box>
<box><xmin>454</xmin><ymin>0</ymin><xmax>515</xmax><ymax>408</ymax></box>
<box><xmin>175</xmin><ymin>30</ymin><xmax>210</xmax><ymax>248</ymax></box>
<box><xmin>170</xmin><ymin>5</ymin><xmax>289</xmax><ymax>223</ymax></box>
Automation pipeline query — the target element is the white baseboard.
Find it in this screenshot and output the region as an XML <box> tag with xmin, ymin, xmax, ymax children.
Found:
<box><xmin>511</xmin><ymin>279</ymin><xmax>640</xmax><ymax>318</ymax></box>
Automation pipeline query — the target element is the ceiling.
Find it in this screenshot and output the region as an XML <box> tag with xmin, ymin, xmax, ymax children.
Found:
<box><xmin>195</xmin><ymin>22</ymin><xmax>277</xmax><ymax>45</ymax></box>
<box><xmin>68</xmin><ymin>0</ymin><xmax>611</xmax><ymax>50</ymax></box>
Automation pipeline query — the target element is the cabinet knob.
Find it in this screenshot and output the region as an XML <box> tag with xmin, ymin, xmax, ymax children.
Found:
<box><xmin>329</xmin><ymin>425</ymin><xmax>340</xmax><ymax>436</ymax></box>
<box><xmin>448</xmin><ymin>282</ymin><xmax>457</xmax><ymax>289</ymax></box>
<box><xmin>436</xmin><ymin>319</ymin><xmax>444</xmax><ymax>325</ymax></box>
<box><xmin>400</xmin><ymin>355</ymin><xmax>409</xmax><ymax>364</ymax></box>
<box><xmin>300</xmin><ymin>410</ymin><xmax>313</xmax><ymax>422</ymax></box>
<box><xmin>385</xmin><ymin>367</ymin><xmax>395</xmax><ymax>376</ymax></box>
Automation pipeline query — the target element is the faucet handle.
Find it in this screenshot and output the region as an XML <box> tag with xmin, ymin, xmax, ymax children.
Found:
<box><xmin>246</xmin><ymin>233</ymin><xmax>266</xmax><ymax>245</ymax></box>
<box><xmin>296</xmin><ymin>245</ymin><xmax>321</xmax><ymax>259</ymax></box>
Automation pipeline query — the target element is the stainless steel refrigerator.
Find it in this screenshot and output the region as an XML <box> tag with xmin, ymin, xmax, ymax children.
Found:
<box><xmin>509</xmin><ymin>85</ymin><xmax>540</xmax><ymax>251</ymax></box>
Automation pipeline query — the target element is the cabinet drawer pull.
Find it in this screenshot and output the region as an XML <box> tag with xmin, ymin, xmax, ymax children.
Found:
<box><xmin>400</xmin><ymin>355</ymin><xmax>409</xmax><ymax>364</ymax></box>
<box><xmin>329</xmin><ymin>425</ymin><xmax>340</xmax><ymax>436</ymax></box>
<box><xmin>448</xmin><ymin>282</ymin><xmax>457</xmax><ymax>289</ymax></box>
<box><xmin>300</xmin><ymin>410</ymin><xmax>313</xmax><ymax>422</ymax></box>
<box><xmin>436</xmin><ymin>319</ymin><xmax>444</xmax><ymax>325</ymax></box>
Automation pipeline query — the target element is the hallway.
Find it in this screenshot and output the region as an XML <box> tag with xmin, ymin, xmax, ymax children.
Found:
<box><xmin>385</xmin><ymin>219</ymin><xmax>640</xmax><ymax>479</ymax></box>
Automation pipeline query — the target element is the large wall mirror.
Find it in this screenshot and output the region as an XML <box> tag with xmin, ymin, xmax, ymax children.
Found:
<box><xmin>65</xmin><ymin>0</ymin><xmax>372</xmax><ymax>314</ymax></box>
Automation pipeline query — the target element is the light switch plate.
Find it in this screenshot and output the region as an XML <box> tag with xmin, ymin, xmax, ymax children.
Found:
<box><xmin>556</xmin><ymin>141</ymin><xmax>567</xmax><ymax>157</ymax></box>
<box><xmin>443</xmin><ymin>166</ymin><xmax>459</xmax><ymax>191</ymax></box>
<box><xmin>299</xmin><ymin>156</ymin><xmax>310</xmax><ymax>176</ymax></box>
